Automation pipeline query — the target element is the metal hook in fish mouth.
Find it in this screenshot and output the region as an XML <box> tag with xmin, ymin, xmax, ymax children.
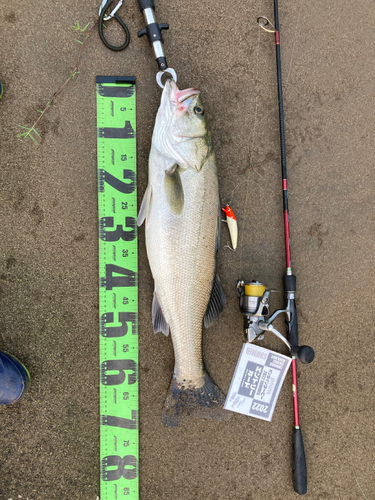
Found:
<box><xmin>257</xmin><ymin>16</ymin><xmax>276</xmax><ymax>33</ymax></box>
<box><xmin>156</xmin><ymin>68</ymin><xmax>177</xmax><ymax>89</ymax></box>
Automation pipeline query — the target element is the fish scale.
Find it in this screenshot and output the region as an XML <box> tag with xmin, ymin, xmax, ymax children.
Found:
<box><xmin>147</xmin><ymin>161</ymin><xmax>218</xmax><ymax>384</ymax></box>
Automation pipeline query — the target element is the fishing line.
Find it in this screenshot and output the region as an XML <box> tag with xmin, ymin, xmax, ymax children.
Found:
<box><xmin>237</xmin><ymin>0</ymin><xmax>263</xmax><ymax>280</ymax></box>
<box><xmin>227</xmin><ymin>0</ymin><xmax>306</xmax><ymax>273</ymax></box>
<box><xmin>285</xmin><ymin>0</ymin><xmax>305</xmax><ymax>86</ymax></box>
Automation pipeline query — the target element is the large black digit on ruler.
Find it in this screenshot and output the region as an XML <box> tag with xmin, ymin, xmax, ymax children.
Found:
<box><xmin>97</xmin><ymin>84</ymin><xmax>135</xmax><ymax>98</ymax></box>
<box><xmin>99</xmin><ymin>121</ymin><xmax>135</xmax><ymax>139</ymax></box>
<box><xmin>101</xmin><ymin>455</ymin><xmax>138</xmax><ymax>481</ymax></box>
<box><xmin>98</xmin><ymin>169</ymin><xmax>135</xmax><ymax>194</ymax></box>
<box><xmin>100</xmin><ymin>216</ymin><xmax>136</xmax><ymax>242</ymax></box>
<box><xmin>101</xmin><ymin>265</ymin><xmax>136</xmax><ymax>289</ymax></box>
<box><xmin>101</xmin><ymin>410</ymin><xmax>138</xmax><ymax>430</ymax></box>
<box><xmin>100</xmin><ymin>312</ymin><xmax>137</xmax><ymax>337</ymax></box>
<box><xmin>101</xmin><ymin>359</ymin><xmax>137</xmax><ymax>385</ymax></box>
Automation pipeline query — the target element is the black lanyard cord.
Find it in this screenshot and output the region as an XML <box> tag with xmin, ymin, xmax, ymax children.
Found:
<box><xmin>98</xmin><ymin>0</ymin><xmax>130</xmax><ymax>51</ymax></box>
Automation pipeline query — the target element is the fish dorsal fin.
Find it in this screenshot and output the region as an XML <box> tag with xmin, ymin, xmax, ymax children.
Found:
<box><xmin>152</xmin><ymin>292</ymin><xmax>170</xmax><ymax>336</ymax></box>
<box><xmin>137</xmin><ymin>184</ymin><xmax>152</xmax><ymax>226</ymax></box>
<box><xmin>204</xmin><ymin>274</ymin><xmax>226</xmax><ymax>328</ymax></box>
<box><xmin>164</xmin><ymin>165</ymin><xmax>184</xmax><ymax>215</ymax></box>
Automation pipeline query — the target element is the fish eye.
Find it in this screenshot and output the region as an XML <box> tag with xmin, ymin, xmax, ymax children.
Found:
<box><xmin>194</xmin><ymin>106</ymin><xmax>204</xmax><ymax>115</ymax></box>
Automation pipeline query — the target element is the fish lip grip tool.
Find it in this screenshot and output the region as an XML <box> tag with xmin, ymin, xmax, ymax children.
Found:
<box><xmin>137</xmin><ymin>0</ymin><xmax>177</xmax><ymax>88</ymax></box>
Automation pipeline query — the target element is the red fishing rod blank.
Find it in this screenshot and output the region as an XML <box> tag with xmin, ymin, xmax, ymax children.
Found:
<box><xmin>272</xmin><ymin>0</ymin><xmax>315</xmax><ymax>494</ymax></box>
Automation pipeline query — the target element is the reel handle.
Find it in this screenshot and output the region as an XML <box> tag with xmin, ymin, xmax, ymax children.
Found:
<box><xmin>283</xmin><ymin>275</ymin><xmax>315</xmax><ymax>364</ymax></box>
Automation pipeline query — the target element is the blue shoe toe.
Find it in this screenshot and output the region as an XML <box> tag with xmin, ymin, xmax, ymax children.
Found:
<box><xmin>0</xmin><ymin>352</ymin><xmax>30</xmax><ymax>405</ymax></box>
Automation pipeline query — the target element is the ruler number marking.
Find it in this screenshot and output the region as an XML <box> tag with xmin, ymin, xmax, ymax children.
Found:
<box><xmin>101</xmin><ymin>312</ymin><xmax>137</xmax><ymax>338</ymax></box>
<box><xmin>99</xmin><ymin>121</ymin><xmax>135</xmax><ymax>139</ymax></box>
<box><xmin>101</xmin><ymin>455</ymin><xmax>138</xmax><ymax>481</ymax></box>
<box><xmin>101</xmin><ymin>264</ymin><xmax>136</xmax><ymax>290</ymax></box>
<box><xmin>101</xmin><ymin>411</ymin><xmax>138</xmax><ymax>430</ymax></box>
<box><xmin>100</xmin><ymin>216</ymin><xmax>137</xmax><ymax>242</ymax></box>
<box><xmin>101</xmin><ymin>359</ymin><xmax>137</xmax><ymax>386</ymax></box>
<box><xmin>99</xmin><ymin>169</ymin><xmax>135</xmax><ymax>194</ymax></box>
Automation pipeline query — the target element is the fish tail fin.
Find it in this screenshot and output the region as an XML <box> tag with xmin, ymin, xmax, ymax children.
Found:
<box><xmin>162</xmin><ymin>371</ymin><xmax>232</xmax><ymax>427</ymax></box>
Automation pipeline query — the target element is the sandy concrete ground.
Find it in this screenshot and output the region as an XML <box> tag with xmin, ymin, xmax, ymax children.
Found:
<box><xmin>0</xmin><ymin>0</ymin><xmax>374</xmax><ymax>498</ymax></box>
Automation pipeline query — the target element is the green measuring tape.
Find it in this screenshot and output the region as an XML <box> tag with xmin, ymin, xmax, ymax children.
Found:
<box><xmin>96</xmin><ymin>76</ymin><xmax>138</xmax><ymax>500</ymax></box>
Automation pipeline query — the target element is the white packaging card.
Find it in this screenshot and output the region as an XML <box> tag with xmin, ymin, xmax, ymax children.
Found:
<box><xmin>224</xmin><ymin>343</ymin><xmax>292</xmax><ymax>422</ymax></box>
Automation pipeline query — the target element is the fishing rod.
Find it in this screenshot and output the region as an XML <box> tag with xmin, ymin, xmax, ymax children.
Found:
<box><xmin>236</xmin><ymin>1</ymin><xmax>315</xmax><ymax>495</ymax></box>
<box><xmin>264</xmin><ymin>2</ymin><xmax>315</xmax><ymax>494</ymax></box>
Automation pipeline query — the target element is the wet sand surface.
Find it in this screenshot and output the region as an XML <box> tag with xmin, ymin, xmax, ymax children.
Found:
<box><xmin>0</xmin><ymin>0</ymin><xmax>374</xmax><ymax>498</ymax></box>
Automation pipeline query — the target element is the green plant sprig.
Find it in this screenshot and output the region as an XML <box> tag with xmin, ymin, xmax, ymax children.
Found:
<box><xmin>17</xmin><ymin>19</ymin><xmax>98</xmax><ymax>144</ymax></box>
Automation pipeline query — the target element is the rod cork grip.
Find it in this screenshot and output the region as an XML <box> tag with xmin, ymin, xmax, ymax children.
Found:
<box><xmin>293</xmin><ymin>428</ymin><xmax>307</xmax><ymax>494</ymax></box>
<box><xmin>138</xmin><ymin>0</ymin><xmax>155</xmax><ymax>11</ymax></box>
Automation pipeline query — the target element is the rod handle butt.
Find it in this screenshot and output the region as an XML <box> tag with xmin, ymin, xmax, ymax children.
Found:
<box><xmin>293</xmin><ymin>428</ymin><xmax>307</xmax><ymax>495</ymax></box>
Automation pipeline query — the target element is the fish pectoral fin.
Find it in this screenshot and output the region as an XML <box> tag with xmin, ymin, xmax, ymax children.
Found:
<box><xmin>164</xmin><ymin>165</ymin><xmax>184</xmax><ymax>215</ymax></box>
<box><xmin>204</xmin><ymin>274</ymin><xmax>226</xmax><ymax>329</ymax></box>
<box><xmin>137</xmin><ymin>184</ymin><xmax>152</xmax><ymax>227</ymax></box>
<box><xmin>152</xmin><ymin>292</ymin><xmax>170</xmax><ymax>336</ymax></box>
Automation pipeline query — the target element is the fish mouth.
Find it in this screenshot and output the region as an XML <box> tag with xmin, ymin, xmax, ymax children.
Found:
<box><xmin>168</xmin><ymin>80</ymin><xmax>200</xmax><ymax>105</ymax></box>
<box><xmin>177</xmin><ymin>88</ymin><xmax>200</xmax><ymax>103</ymax></box>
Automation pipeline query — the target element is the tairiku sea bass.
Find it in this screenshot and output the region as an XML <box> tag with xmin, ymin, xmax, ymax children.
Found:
<box><xmin>138</xmin><ymin>79</ymin><xmax>231</xmax><ymax>426</ymax></box>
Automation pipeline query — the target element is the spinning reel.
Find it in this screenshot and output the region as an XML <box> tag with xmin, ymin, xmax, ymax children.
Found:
<box><xmin>236</xmin><ymin>280</ymin><xmax>314</xmax><ymax>364</ymax></box>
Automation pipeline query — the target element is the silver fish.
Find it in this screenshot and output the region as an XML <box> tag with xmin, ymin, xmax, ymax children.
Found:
<box><xmin>138</xmin><ymin>79</ymin><xmax>231</xmax><ymax>426</ymax></box>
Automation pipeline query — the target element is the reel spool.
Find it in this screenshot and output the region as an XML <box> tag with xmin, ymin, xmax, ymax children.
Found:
<box><xmin>237</xmin><ymin>281</ymin><xmax>269</xmax><ymax>342</ymax></box>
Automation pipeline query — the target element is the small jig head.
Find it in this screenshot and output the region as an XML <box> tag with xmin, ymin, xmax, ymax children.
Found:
<box><xmin>222</xmin><ymin>205</ymin><xmax>238</xmax><ymax>250</ymax></box>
